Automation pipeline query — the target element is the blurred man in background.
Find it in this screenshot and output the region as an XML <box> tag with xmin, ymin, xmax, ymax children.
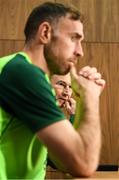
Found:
<box><xmin>51</xmin><ymin>73</ymin><xmax>76</xmax><ymax>123</ymax></box>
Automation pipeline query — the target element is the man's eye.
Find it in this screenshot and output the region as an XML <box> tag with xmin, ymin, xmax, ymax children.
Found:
<box><xmin>59</xmin><ymin>84</ymin><xmax>65</xmax><ymax>88</ymax></box>
<box><xmin>59</xmin><ymin>82</ymin><xmax>64</xmax><ymax>86</ymax></box>
<box><xmin>71</xmin><ymin>36</ymin><xmax>76</xmax><ymax>41</ymax></box>
<box><xmin>56</xmin><ymin>81</ymin><xmax>65</xmax><ymax>86</ymax></box>
<box><xmin>57</xmin><ymin>82</ymin><xmax>63</xmax><ymax>86</ymax></box>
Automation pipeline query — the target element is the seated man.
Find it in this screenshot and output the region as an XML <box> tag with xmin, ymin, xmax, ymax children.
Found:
<box><xmin>0</xmin><ymin>2</ymin><xmax>105</xmax><ymax>179</ymax></box>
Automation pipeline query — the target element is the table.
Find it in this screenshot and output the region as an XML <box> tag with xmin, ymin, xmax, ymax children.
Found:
<box><xmin>74</xmin><ymin>171</ymin><xmax>119</xmax><ymax>179</ymax></box>
<box><xmin>46</xmin><ymin>166</ymin><xmax>119</xmax><ymax>179</ymax></box>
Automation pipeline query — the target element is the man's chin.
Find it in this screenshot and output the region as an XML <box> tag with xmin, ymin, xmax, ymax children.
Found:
<box><xmin>61</xmin><ymin>65</ymin><xmax>71</xmax><ymax>75</ymax></box>
<box><xmin>59</xmin><ymin>102</ymin><xmax>64</xmax><ymax>107</ymax></box>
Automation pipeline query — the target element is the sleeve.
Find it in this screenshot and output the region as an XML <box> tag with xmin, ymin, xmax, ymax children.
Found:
<box><xmin>69</xmin><ymin>114</ymin><xmax>75</xmax><ymax>124</ymax></box>
<box><xmin>0</xmin><ymin>57</ymin><xmax>66</xmax><ymax>132</ymax></box>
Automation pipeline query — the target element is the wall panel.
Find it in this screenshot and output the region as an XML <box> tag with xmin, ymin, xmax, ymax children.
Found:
<box><xmin>56</xmin><ymin>0</ymin><xmax>119</xmax><ymax>42</ymax></box>
<box><xmin>0</xmin><ymin>0</ymin><xmax>54</xmax><ymax>40</ymax></box>
<box><xmin>0</xmin><ymin>40</ymin><xmax>24</xmax><ymax>57</ymax></box>
<box><xmin>1</xmin><ymin>0</ymin><xmax>119</xmax><ymax>42</ymax></box>
<box><xmin>81</xmin><ymin>43</ymin><xmax>119</xmax><ymax>164</ymax></box>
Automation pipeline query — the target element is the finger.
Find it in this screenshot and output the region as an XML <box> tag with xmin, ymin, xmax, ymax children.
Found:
<box><xmin>66</xmin><ymin>100</ymin><xmax>72</xmax><ymax>108</ymax></box>
<box><xmin>69</xmin><ymin>98</ymin><xmax>76</xmax><ymax>105</ymax></box>
<box><xmin>58</xmin><ymin>99</ymin><xmax>65</xmax><ymax>108</ymax></box>
<box><xmin>79</xmin><ymin>66</ymin><xmax>97</xmax><ymax>78</ymax></box>
<box><xmin>79</xmin><ymin>66</ymin><xmax>91</xmax><ymax>73</ymax></box>
<box><xmin>65</xmin><ymin>101</ymin><xmax>72</xmax><ymax>112</ymax></box>
<box><xmin>70</xmin><ymin>67</ymin><xmax>81</xmax><ymax>96</ymax></box>
<box><xmin>95</xmin><ymin>79</ymin><xmax>106</xmax><ymax>88</ymax></box>
<box><xmin>68</xmin><ymin>98</ymin><xmax>76</xmax><ymax>114</ymax></box>
<box><xmin>70</xmin><ymin>63</ymin><xmax>78</xmax><ymax>80</ymax></box>
<box><xmin>88</xmin><ymin>72</ymin><xmax>101</xmax><ymax>80</ymax></box>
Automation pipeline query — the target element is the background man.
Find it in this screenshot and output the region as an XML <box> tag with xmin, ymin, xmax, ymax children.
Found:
<box><xmin>51</xmin><ymin>73</ymin><xmax>76</xmax><ymax>123</ymax></box>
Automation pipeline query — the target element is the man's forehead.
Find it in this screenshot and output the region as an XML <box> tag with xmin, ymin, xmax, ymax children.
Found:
<box><xmin>57</xmin><ymin>16</ymin><xmax>84</xmax><ymax>35</ymax></box>
<box><xmin>52</xmin><ymin>74</ymin><xmax>71</xmax><ymax>84</ymax></box>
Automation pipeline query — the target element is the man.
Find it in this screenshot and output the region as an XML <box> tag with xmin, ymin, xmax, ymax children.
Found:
<box><xmin>51</xmin><ymin>74</ymin><xmax>76</xmax><ymax>123</ymax></box>
<box><xmin>0</xmin><ymin>2</ymin><xmax>105</xmax><ymax>179</ymax></box>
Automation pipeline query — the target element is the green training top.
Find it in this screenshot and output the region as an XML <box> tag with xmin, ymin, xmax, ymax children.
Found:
<box><xmin>0</xmin><ymin>52</ymin><xmax>65</xmax><ymax>179</ymax></box>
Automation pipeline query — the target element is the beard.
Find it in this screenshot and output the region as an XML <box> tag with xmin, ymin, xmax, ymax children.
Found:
<box><xmin>44</xmin><ymin>43</ymin><xmax>70</xmax><ymax>75</ymax></box>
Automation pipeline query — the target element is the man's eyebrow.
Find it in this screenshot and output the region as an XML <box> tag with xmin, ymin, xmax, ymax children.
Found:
<box><xmin>72</xmin><ymin>32</ymin><xmax>84</xmax><ymax>40</ymax></box>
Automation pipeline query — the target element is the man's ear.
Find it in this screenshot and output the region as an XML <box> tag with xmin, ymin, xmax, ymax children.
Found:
<box><xmin>37</xmin><ymin>22</ymin><xmax>52</xmax><ymax>44</ymax></box>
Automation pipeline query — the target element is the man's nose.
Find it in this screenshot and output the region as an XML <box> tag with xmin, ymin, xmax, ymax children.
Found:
<box><xmin>62</xmin><ymin>91</ymin><xmax>69</xmax><ymax>100</ymax></box>
<box><xmin>75</xmin><ymin>43</ymin><xmax>84</xmax><ymax>57</ymax></box>
<box><xmin>62</xmin><ymin>86</ymin><xmax>69</xmax><ymax>96</ymax></box>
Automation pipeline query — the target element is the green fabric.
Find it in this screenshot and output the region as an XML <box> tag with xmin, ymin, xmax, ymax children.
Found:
<box><xmin>69</xmin><ymin>114</ymin><xmax>75</xmax><ymax>124</ymax></box>
<box><xmin>0</xmin><ymin>53</ymin><xmax>17</xmax><ymax>73</ymax></box>
<box><xmin>0</xmin><ymin>52</ymin><xmax>65</xmax><ymax>179</ymax></box>
<box><xmin>0</xmin><ymin>150</ymin><xmax>7</xmax><ymax>180</ymax></box>
<box><xmin>0</xmin><ymin>113</ymin><xmax>47</xmax><ymax>179</ymax></box>
<box><xmin>0</xmin><ymin>53</ymin><xmax>65</xmax><ymax>131</ymax></box>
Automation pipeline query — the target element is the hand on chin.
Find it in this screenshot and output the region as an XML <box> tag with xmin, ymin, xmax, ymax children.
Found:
<box><xmin>58</xmin><ymin>99</ymin><xmax>65</xmax><ymax>108</ymax></box>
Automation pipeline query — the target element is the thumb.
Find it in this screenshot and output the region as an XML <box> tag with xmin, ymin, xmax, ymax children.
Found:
<box><xmin>70</xmin><ymin>63</ymin><xmax>78</xmax><ymax>80</ymax></box>
<box><xmin>70</xmin><ymin>64</ymin><xmax>80</xmax><ymax>97</ymax></box>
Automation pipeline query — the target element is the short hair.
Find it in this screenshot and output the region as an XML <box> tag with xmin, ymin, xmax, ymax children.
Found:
<box><xmin>24</xmin><ymin>2</ymin><xmax>81</xmax><ymax>42</ymax></box>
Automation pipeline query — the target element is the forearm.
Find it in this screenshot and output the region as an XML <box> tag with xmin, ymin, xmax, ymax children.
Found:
<box><xmin>47</xmin><ymin>152</ymin><xmax>68</xmax><ymax>172</ymax></box>
<box><xmin>47</xmin><ymin>94</ymin><xmax>101</xmax><ymax>171</ymax></box>
<box><xmin>77</xmin><ymin>94</ymin><xmax>101</xmax><ymax>171</ymax></box>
